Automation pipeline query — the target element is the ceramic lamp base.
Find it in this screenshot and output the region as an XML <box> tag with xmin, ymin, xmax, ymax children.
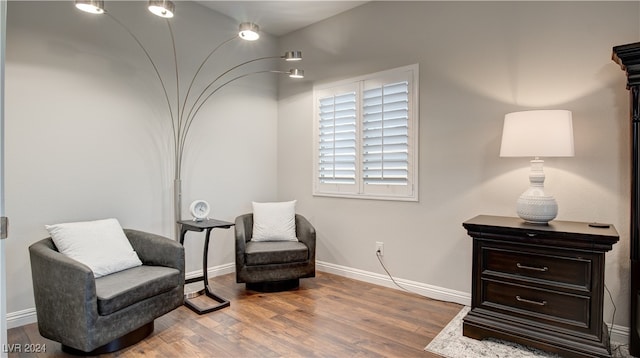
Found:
<box><xmin>516</xmin><ymin>159</ymin><xmax>558</xmax><ymax>224</ymax></box>
<box><xmin>517</xmin><ymin>192</ymin><xmax>558</xmax><ymax>224</ymax></box>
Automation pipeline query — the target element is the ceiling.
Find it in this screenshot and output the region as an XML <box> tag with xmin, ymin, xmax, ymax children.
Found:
<box><xmin>196</xmin><ymin>1</ymin><xmax>368</xmax><ymax>37</ymax></box>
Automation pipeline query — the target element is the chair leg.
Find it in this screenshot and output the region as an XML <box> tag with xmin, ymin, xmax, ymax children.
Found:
<box><xmin>61</xmin><ymin>321</ymin><xmax>154</xmax><ymax>355</ymax></box>
<box><xmin>246</xmin><ymin>279</ymin><xmax>299</xmax><ymax>292</ymax></box>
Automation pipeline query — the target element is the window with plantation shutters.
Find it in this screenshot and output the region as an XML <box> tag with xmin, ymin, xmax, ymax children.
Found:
<box><xmin>318</xmin><ymin>92</ymin><xmax>357</xmax><ymax>185</ymax></box>
<box><xmin>313</xmin><ymin>64</ymin><xmax>418</xmax><ymax>201</ymax></box>
<box><xmin>362</xmin><ymin>81</ymin><xmax>409</xmax><ymax>186</ymax></box>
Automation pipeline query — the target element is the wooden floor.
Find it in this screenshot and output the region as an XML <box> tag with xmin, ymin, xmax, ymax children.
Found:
<box><xmin>8</xmin><ymin>271</ymin><xmax>462</xmax><ymax>357</ymax></box>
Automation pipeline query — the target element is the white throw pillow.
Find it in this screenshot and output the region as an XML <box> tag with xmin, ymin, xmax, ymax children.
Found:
<box><xmin>251</xmin><ymin>200</ymin><xmax>298</xmax><ymax>242</ymax></box>
<box><xmin>45</xmin><ymin>218</ymin><xmax>142</xmax><ymax>278</ymax></box>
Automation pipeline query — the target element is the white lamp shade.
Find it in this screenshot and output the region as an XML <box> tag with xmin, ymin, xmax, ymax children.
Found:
<box><xmin>500</xmin><ymin>110</ymin><xmax>575</xmax><ymax>158</ymax></box>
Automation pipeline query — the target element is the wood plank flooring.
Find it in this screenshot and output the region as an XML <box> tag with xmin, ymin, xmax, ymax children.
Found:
<box><xmin>8</xmin><ymin>271</ymin><xmax>462</xmax><ymax>357</ymax></box>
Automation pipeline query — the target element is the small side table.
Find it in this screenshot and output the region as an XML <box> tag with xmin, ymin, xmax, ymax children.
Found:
<box><xmin>178</xmin><ymin>218</ymin><xmax>234</xmax><ymax>314</ymax></box>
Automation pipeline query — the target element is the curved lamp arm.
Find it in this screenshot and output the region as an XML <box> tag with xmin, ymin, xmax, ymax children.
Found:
<box><xmin>178</xmin><ymin>25</ymin><xmax>267</xmax><ymax>129</ymax></box>
<box><xmin>179</xmin><ymin>35</ymin><xmax>238</xmax><ymax>130</ymax></box>
<box><xmin>105</xmin><ymin>13</ymin><xmax>176</xmax><ymax>142</ymax></box>
<box><xmin>180</xmin><ymin>52</ymin><xmax>302</xmax><ymax>152</ymax></box>
<box><xmin>183</xmin><ymin>54</ymin><xmax>287</xmax><ymax>132</ymax></box>
<box><xmin>176</xmin><ymin>69</ymin><xmax>304</xmax><ymax>175</ymax></box>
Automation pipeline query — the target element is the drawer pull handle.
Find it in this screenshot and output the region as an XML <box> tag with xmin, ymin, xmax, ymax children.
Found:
<box><xmin>516</xmin><ymin>263</ymin><xmax>549</xmax><ymax>272</ymax></box>
<box><xmin>516</xmin><ymin>296</ymin><xmax>547</xmax><ymax>306</ymax></box>
<box><xmin>526</xmin><ymin>233</ymin><xmax>537</xmax><ymax>237</ymax></box>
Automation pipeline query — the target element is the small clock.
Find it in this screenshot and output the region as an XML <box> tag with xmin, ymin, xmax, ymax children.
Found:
<box><xmin>189</xmin><ymin>200</ymin><xmax>210</xmax><ymax>221</ymax></box>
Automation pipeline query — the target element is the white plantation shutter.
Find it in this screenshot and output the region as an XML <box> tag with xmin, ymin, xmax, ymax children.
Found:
<box><xmin>313</xmin><ymin>64</ymin><xmax>418</xmax><ymax>201</ymax></box>
<box><xmin>362</xmin><ymin>81</ymin><xmax>409</xmax><ymax>186</ymax></box>
<box><xmin>318</xmin><ymin>92</ymin><xmax>357</xmax><ymax>184</ymax></box>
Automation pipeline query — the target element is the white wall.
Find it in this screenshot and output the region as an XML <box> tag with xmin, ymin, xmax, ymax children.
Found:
<box><xmin>5</xmin><ymin>1</ymin><xmax>280</xmax><ymax>317</ymax></box>
<box><xmin>278</xmin><ymin>1</ymin><xmax>639</xmax><ymax>334</ymax></box>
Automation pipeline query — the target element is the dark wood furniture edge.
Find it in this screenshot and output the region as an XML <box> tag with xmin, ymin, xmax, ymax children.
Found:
<box><xmin>613</xmin><ymin>42</ymin><xmax>640</xmax><ymax>356</ymax></box>
<box><xmin>463</xmin><ymin>309</ymin><xmax>610</xmax><ymax>358</ymax></box>
<box><xmin>463</xmin><ymin>215</ymin><xmax>619</xmax><ymax>250</ymax></box>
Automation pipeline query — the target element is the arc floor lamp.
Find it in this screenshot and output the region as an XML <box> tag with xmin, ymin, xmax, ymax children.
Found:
<box><xmin>74</xmin><ymin>0</ymin><xmax>305</xmax><ymax>237</ymax></box>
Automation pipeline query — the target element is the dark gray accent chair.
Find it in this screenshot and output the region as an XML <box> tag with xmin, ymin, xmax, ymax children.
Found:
<box><xmin>29</xmin><ymin>229</ymin><xmax>184</xmax><ymax>354</ymax></box>
<box><xmin>235</xmin><ymin>213</ymin><xmax>316</xmax><ymax>291</ymax></box>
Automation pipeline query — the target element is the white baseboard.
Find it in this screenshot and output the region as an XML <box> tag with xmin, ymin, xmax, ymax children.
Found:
<box><xmin>316</xmin><ymin>260</ymin><xmax>471</xmax><ymax>306</ymax></box>
<box><xmin>185</xmin><ymin>262</ymin><xmax>235</xmax><ymax>282</ymax></box>
<box><xmin>7</xmin><ymin>308</ymin><xmax>36</xmax><ymax>329</ymax></box>
<box><xmin>609</xmin><ymin>323</ymin><xmax>629</xmax><ymax>346</ymax></box>
<box><xmin>8</xmin><ymin>260</ymin><xmax>632</xmax><ymax>346</ymax></box>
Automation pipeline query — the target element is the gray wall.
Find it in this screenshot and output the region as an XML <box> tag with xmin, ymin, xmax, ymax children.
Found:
<box><xmin>278</xmin><ymin>1</ymin><xmax>639</xmax><ymax>332</ymax></box>
<box><xmin>5</xmin><ymin>1</ymin><xmax>281</xmax><ymax>315</ymax></box>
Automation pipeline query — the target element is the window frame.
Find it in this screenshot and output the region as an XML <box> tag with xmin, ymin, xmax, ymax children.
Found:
<box><xmin>312</xmin><ymin>64</ymin><xmax>419</xmax><ymax>201</ymax></box>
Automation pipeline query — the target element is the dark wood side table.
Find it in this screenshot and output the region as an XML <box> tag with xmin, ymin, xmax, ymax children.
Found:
<box><xmin>462</xmin><ymin>215</ymin><xmax>619</xmax><ymax>358</ymax></box>
<box><xmin>178</xmin><ymin>218</ymin><xmax>234</xmax><ymax>314</ymax></box>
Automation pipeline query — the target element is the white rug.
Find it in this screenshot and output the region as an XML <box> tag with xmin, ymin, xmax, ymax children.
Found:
<box><xmin>425</xmin><ymin>306</ymin><xmax>629</xmax><ymax>358</ymax></box>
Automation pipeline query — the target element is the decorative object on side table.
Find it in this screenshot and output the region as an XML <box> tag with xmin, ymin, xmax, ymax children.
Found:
<box><xmin>500</xmin><ymin>110</ymin><xmax>575</xmax><ymax>224</ymax></box>
<box><xmin>189</xmin><ymin>200</ymin><xmax>210</xmax><ymax>221</ymax></box>
<box><xmin>462</xmin><ymin>215</ymin><xmax>619</xmax><ymax>358</ymax></box>
<box><xmin>178</xmin><ymin>218</ymin><xmax>234</xmax><ymax>314</ymax></box>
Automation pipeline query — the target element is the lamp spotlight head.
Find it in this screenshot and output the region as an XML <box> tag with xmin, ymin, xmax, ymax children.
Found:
<box><xmin>239</xmin><ymin>22</ymin><xmax>260</xmax><ymax>41</ymax></box>
<box><xmin>289</xmin><ymin>69</ymin><xmax>304</xmax><ymax>79</ymax></box>
<box><xmin>148</xmin><ymin>0</ymin><xmax>175</xmax><ymax>18</ymax></box>
<box><xmin>75</xmin><ymin>0</ymin><xmax>105</xmax><ymax>14</ymax></box>
<box><xmin>283</xmin><ymin>51</ymin><xmax>303</xmax><ymax>61</ymax></box>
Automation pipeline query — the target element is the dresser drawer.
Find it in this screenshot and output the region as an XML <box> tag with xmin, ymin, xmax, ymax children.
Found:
<box><xmin>483</xmin><ymin>247</ymin><xmax>591</xmax><ymax>290</ymax></box>
<box><xmin>482</xmin><ymin>279</ymin><xmax>590</xmax><ymax>329</ymax></box>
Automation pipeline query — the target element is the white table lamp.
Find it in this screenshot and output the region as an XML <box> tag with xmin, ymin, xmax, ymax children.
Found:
<box><xmin>500</xmin><ymin>110</ymin><xmax>575</xmax><ymax>224</ymax></box>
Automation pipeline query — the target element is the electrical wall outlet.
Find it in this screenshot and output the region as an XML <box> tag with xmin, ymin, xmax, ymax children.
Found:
<box><xmin>376</xmin><ymin>241</ymin><xmax>384</xmax><ymax>256</ymax></box>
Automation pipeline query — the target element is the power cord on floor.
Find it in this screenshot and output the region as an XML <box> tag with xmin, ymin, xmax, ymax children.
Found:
<box><xmin>605</xmin><ymin>284</ymin><xmax>617</xmax><ymax>340</ymax></box>
<box><xmin>376</xmin><ymin>249</ymin><xmax>444</xmax><ymax>301</ymax></box>
<box><xmin>605</xmin><ymin>284</ymin><xmax>628</xmax><ymax>357</ymax></box>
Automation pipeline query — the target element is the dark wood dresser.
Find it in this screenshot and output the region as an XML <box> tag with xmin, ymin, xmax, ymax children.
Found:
<box><xmin>462</xmin><ymin>215</ymin><xmax>619</xmax><ymax>357</ymax></box>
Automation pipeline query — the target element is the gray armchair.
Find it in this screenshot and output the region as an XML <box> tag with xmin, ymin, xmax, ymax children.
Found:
<box><xmin>29</xmin><ymin>229</ymin><xmax>184</xmax><ymax>354</ymax></box>
<box><xmin>235</xmin><ymin>213</ymin><xmax>315</xmax><ymax>291</ymax></box>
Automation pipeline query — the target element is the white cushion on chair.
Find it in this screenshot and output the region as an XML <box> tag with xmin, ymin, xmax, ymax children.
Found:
<box><xmin>45</xmin><ymin>218</ymin><xmax>142</xmax><ymax>278</ymax></box>
<box><xmin>251</xmin><ymin>200</ymin><xmax>298</xmax><ymax>242</ymax></box>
